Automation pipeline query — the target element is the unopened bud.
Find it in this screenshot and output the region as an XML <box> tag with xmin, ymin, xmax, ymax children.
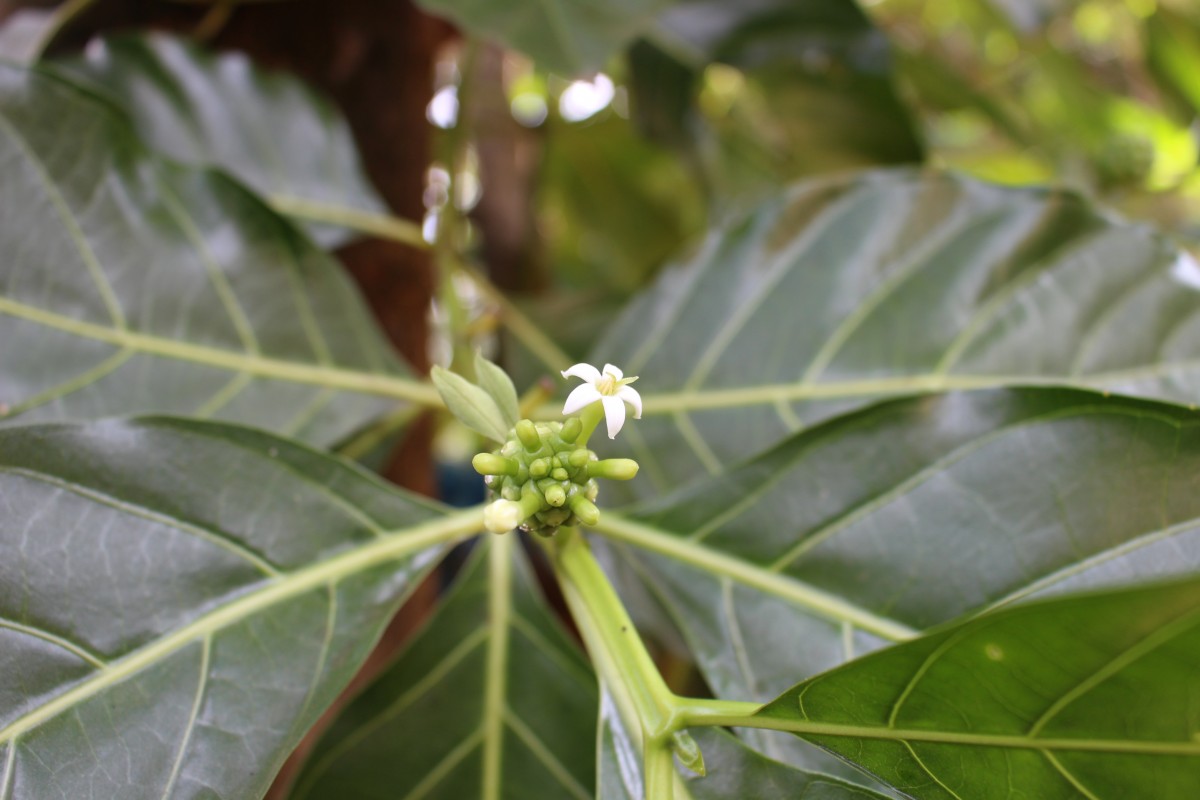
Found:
<box><xmin>472</xmin><ymin>453</ymin><xmax>518</xmax><ymax>477</ymax></box>
<box><xmin>587</xmin><ymin>458</ymin><xmax>639</xmax><ymax>481</ymax></box>
<box><xmin>516</xmin><ymin>419</ymin><xmax>541</xmax><ymax>452</ymax></box>
<box><xmin>559</xmin><ymin>416</ymin><xmax>582</xmax><ymax>442</ymax></box>
<box><xmin>568</xmin><ymin>494</ymin><xmax>600</xmax><ymax>526</ymax></box>
<box><xmin>544</xmin><ymin>484</ymin><xmax>567</xmax><ymax>507</ymax></box>
<box><xmin>484</xmin><ymin>499</ymin><xmax>524</xmax><ymax>534</ymax></box>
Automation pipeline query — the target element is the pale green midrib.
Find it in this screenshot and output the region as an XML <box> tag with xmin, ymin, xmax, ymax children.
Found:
<box><xmin>592</xmin><ymin>513</ymin><xmax>917</xmax><ymax>642</ymax></box>
<box><xmin>267</xmin><ymin>195</ymin><xmax>427</xmax><ymax>250</ymax></box>
<box><xmin>0</xmin><ymin>296</ymin><xmax>442</xmax><ymax>407</ymax></box>
<box><xmin>0</xmin><ymin>506</ymin><xmax>482</xmax><ymax>746</ymax></box>
<box><xmin>630</xmin><ymin>367</ymin><xmax>1200</xmax><ymax>415</ymax></box>
<box><xmin>481</xmin><ymin>537</ymin><xmax>513</xmax><ymax>800</ymax></box>
<box><xmin>744</xmin><ymin>717</ymin><xmax>1200</xmax><ymax>756</ymax></box>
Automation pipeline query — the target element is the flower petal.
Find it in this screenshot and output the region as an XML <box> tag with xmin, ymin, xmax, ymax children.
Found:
<box><xmin>561</xmin><ymin>362</ymin><xmax>601</xmax><ymax>382</ymax></box>
<box><xmin>617</xmin><ymin>385</ymin><xmax>642</xmax><ymax>419</ymax></box>
<box><xmin>563</xmin><ymin>383</ymin><xmax>602</xmax><ymax>415</ymax></box>
<box><xmin>602</xmin><ymin>363</ymin><xmax>624</xmax><ymax>380</ymax></box>
<box><xmin>601</xmin><ymin>394</ymin><xmax>626</xmax><ymax>439</ymax></box>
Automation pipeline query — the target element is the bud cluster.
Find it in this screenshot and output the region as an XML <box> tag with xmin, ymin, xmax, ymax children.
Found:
<box><xmin>474</xmin><ymin>418</ymin><xmax>638</xmax><ymax>536</ymax></box>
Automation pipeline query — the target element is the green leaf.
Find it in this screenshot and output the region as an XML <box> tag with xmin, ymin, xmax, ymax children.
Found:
<box><xmin>0</xmin><ymin>418</ymin><xmax>481</xmax><ymax>799</ymax></box>
<box><xmin>432</xmin><ymin>365</ymin><xmax>515</xmax><ymax>442</ymax></box>
<box><xmin>628</xmin><ymin>1</ymin><xmax>922</xmax><ymax>206</ymax></box>
<box><xmin>756</xmin><ymin>579</ymin><xmax>1200</xmax><ymax>799</ymax></box>
<box><xmin>684</xmin><ymin>729</ymin><xmax>894</xmax><ymax>800</ymax></box>
<box><xmin>1146</xmin><ymin>8</ymin><xmax>1200</xmax><ymax>120</ymax></box>
<box><xmin>0</xmin><ymin>63</ymin><xmax>437</xmax><ymax>445</ymax></box>
<box><xmin>594</xmin><ymin>389</ymin><xmax>1200</xmax><ymax>773</ymax></box>
<box><xmin>594</xmin><ymin>170</ymin><xmax>1200</xmax><ymax>500</ymax></box>
<box><xmin>54</xmin><ymin>34</ymin><xmax>389</xmax><ymax>248</ymax></box>
<box><xmin>474</xmin><ymin>351</ymin><xmax>521</xmax><ymax>429</ymax></box>
<box><xmin>415</xmin><ymin>0</ymin><xmax>673</xmax><ymax>75</ymax></box>
<box><xmin>291</xmin><ymin>536</ymin><xmax>597</xmax><ymax>800</ymax></box>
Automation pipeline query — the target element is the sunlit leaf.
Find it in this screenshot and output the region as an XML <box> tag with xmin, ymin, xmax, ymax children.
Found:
<box><xmin>291</xmin><ymin>536</ymin><xmax>597</xmax><ymax>800</ymax></box>
<box><xmin>595</xmin><ymin>389</ymin><xmax>1200</xmax><ymax>773</ymax></box>
<box><xmin>758</xmin><ymin>579</ymin><xmax>1200</xmax><ymax>798</ymax></box>
<box><xmin>0</xmin><ymin>63</ymin><xmax>435</xmax><ymax>445</ymax></box>
<box><xmin>0</xmin><ymin>418</ymin><xmax>479</xmax><ymax>799</ymax></box>
<box><xmin>56</xmin><ymin>34</ymin><xmax>388</xmax><ymax>247</ymax></box>
<box><xmin>594</xmin><ymin>170</ymin><xmax>1200</xmax><ymax>500</ymax></box>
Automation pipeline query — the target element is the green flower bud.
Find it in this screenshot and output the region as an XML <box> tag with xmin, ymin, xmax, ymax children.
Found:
<box><xmin>516</xmin><ymin>419</ymin><xmax>541</xmax><ymax>452</ymax></box>
<box><xmin>473</xmin><ymin>418</ymin><xmax>639</xmax><ymax>536</ymax></box>
<box><xmin>587</xmin><ymin>458</ymin><xmax>639</xmax><ymax>481</ymax></box>
<box><xmin>472</xmin><ymin>453</ymin><xmax>518</xmax><ymax>477</ymax></box>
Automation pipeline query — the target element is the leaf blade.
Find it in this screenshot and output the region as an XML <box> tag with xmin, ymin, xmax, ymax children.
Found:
<box><xmin>0</xmin><ymin>62</ymin><xmax>436</xmax><ymax>444</ymax></box>
<box><xmin>593</xmin><ymin>171</ymin><xmax>1200</xmax><ymax>499</ymax></box>
<box><xmin>756</xmin><ymin>579</ymin><xmax>1200</xmax><ymax>798</ymax></box>
<box><xmin>292</xmin><ymin>536</ymin><xmax>597</xmax><ymax>800</ymax></box>
<box><xmin>55</xmin><ymin>34</ymin><xmax>389</xmax><ymax>248</ymax></box>
<box><xmin>432</xmin><ymin>364</ymin><xmax>515</xmax><ymax>442</ymax></box>
<box><xmin>0</xmin><ymin>418</ymin><xmax>480</xmax><ymax>799</ymax></box>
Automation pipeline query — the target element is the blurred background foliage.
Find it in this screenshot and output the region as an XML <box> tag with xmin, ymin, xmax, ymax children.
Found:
<box><xmin>5</xmin><ymin>0</ymin><xmax>1199</xmax><ymax>374</ymax></box>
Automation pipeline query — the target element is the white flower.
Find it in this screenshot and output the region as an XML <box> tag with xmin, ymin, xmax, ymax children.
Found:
<box><xmin>561</xmin><ymin>362</ymin><xmax>643</xmax><ymax>439</ymax></box>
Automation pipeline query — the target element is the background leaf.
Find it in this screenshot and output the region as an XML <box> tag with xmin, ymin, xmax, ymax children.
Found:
<box><xmin>56</xmin><ymin>34</ymin><xmax>389</xmax><ymax>247</ymax></box>
<box><xmin>0</xmin><ymin>63</ymin><xmax>434</xmax><ymax>445</ymax></box>
<box><xmin>758</xmin><ymin>579</ymin><xmax>1200</xmax><ymax>799</ymax></box>
<box><xmin>595</xmin><ymin>389</ymin><xmax>1200</xmax><ymax>775</ymax></box>
<box><xmin>291</xmin><ymin>536</ymin><xmax>597</xmax><ymax>800</ymax></box>
<box><xmin>414</xmin><ymin>0</ymin><xmax>674</xmax><ymax>75</ymax></box>
<box><xmin>629</xmin><ymin>0</ymin><xmax>922</xmax><ymax>207</ymax></box>
<box><xmin>593</xmin><ymin>170</ymin><xmax>1200</xmax><ymax>501</ymax></box>
<box><xmin>0</xmin><ymin>418</ymin><xmax>476</xmax><ymax>799</ymax></box>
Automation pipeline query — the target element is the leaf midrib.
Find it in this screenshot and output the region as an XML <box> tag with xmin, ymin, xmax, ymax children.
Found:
<box><xmin>0</xmin><ymin>506</ymin><xmax>480</xmax><ymax>747</ymax></box>
<box><xmin>749</xmin><ymin>718</ymin><xmax>1200</xmax><ymax>757</ymax></box>
<box><xmin>0</xmin><ymin>296</ymin><xmax>441</xmax><ymax>407</ymax></box>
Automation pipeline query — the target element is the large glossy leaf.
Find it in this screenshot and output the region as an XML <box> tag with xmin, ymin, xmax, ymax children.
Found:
<box><xmin>0</xmin><ymin>418</ymin><xmax>480</xmax><ymax>799</ymax></box>
<box><xmin>56</xmin><ymin>34</ymin><xmax>388</xmax><ymax>247</ymax></box>
<box><xmin>290</xmin><ymin>535</ymin><xmax>596</xmax><ymax>799</ymax></box>
<box><xmin>594</xmin><ymin>170</ymin><xmax>1200</xmax><ymax>500</ymax></box>
<box><xmin>0</xmin><ymin>63</ymin><xmax>436</xmax><ymax>444</ymax></box>
<box><xmin>757</xmin><ymin>579</ymin><xmax>1200</xmax><ymax>798</ymax></box>
<box><xmin>594</xmin><ymin>389</ymin><xmax>1200</xmax><ymax>770</ymax></box>
<box><xmin>415</xmin><ymin>0</ymin><xmax>673</xmax><ymax>75</ymax></box>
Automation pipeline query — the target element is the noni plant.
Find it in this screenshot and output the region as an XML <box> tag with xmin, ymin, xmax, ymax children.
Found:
<box><xmin>2</xmin><ymin>4</ymin><xmax>1200</xmax><ymax>800</ymax></box>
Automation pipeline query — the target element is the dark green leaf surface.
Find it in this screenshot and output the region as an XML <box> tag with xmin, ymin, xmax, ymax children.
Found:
<box><xmin>758</xmin><ymin>579</ymin><xmax>1200</xmax><ymax>799</ymax></box>
<box><xmin>0</xmin><ymin>418</ymin><xmax>476</xmax><ymax>799</ymax></box>
<box><xmin>0</xmin><ymin>63</ymin><xmax>434</xmax><ymax>444</ymax></box>
<box><xmin>56</xmin><ymin>34</ymin><xmax>389</xmax><ymax>247</ymax></box>
<box><xmin>291</xmin><ymin>536</ymin><xmax>597</xmax><ymax>800</ymax></box>
<box><xmin>684</xmin><ymin>729</ymin><xmax>894</xmax><ymax>800</ymax></box>
<box><xmin>595</xmin><ymin>171</ymin><xmax>1200</xmax><ymax>500</ymax></box>
<box><xmin>415</xmin><ymin>0</ymin><xmax>673</xmax><ymax>74</ymax></box>
<box><xmin>597</xmin><ymin>390</ymin><xmax>1200</xmax><ymax>771</ymax></box>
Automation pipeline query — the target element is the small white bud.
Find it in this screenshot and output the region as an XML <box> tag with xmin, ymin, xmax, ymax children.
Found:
<box><xmin>484</xmin><ymin>499</ymin><xmax>524</xmax><ymax>534</ymax></box>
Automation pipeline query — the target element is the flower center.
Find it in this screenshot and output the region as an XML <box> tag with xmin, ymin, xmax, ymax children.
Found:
<box><xmin>596</xmin><ymin>374</ymin><xmax>618</xmax><ymax>395</ymax></box>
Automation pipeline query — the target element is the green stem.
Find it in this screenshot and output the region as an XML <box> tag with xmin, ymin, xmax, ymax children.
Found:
<box><xmin>267</xmin><ymin>196</ymin><xmax>428</xmax><ymax>249</ymax></box>
<box><xmin>435</xmin><ymin>41</ymin><xmax>481</xmax><ymax>376</ymax></box>
<box><xmin>576</xmin><ymin>403</ymin><xmax>605</xmax><ymax>448</ymax></box>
